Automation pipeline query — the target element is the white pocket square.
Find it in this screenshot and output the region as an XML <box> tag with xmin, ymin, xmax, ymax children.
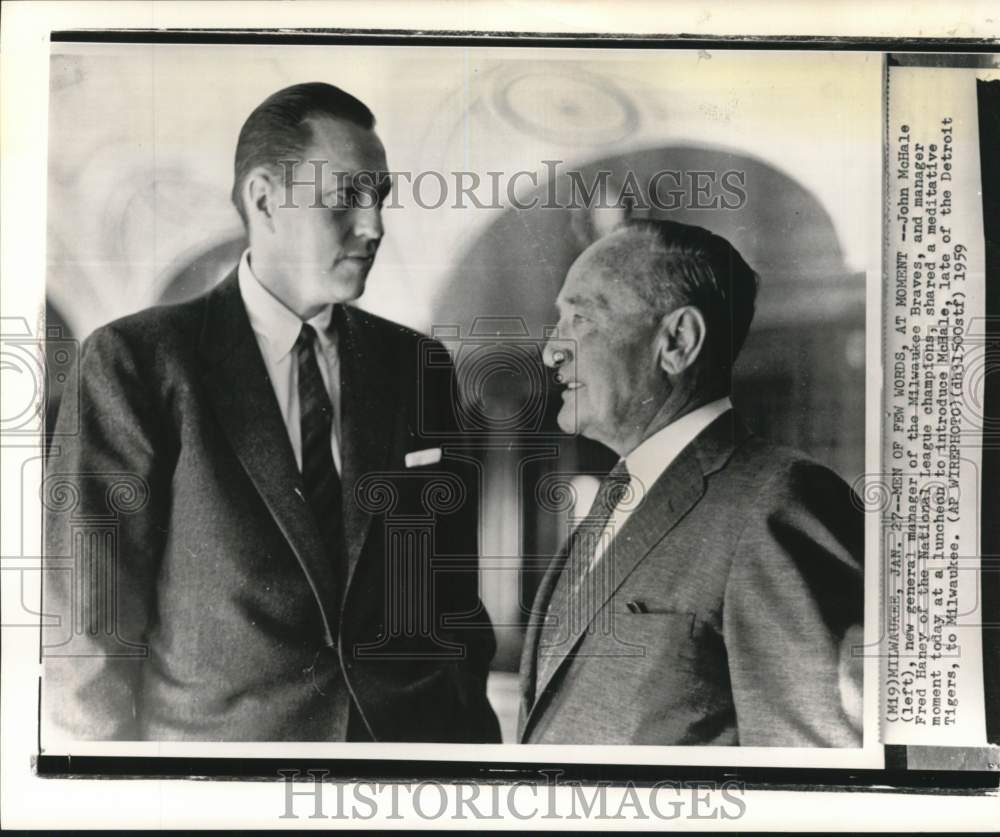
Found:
<box><xmin>405</xmin><ymin>447</ymin><xmax>442</xmax><ymax>468</ymax></box>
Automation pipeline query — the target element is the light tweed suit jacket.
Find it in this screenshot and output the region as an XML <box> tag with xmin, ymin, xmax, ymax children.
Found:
<box><xmin>519</xmin><ymin>411</ymin><xmax>864</xmax><ymax>747</ymax></box>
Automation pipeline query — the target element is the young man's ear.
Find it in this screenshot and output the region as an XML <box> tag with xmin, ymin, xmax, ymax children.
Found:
<box><xmin>657</xmin><ymin>305</ymin><xmax>707</xmax><ymax>376</ymax></box>
<box><xmin>244</xmin><ymin>167</ymin><xmax>278</xmax><ymax>232</ymax></box>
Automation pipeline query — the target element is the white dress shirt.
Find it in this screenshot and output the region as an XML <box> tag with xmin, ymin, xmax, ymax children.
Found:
<box><xmin>237</xmin><ymin>250</ymin><xmax>342</xmax><ymax>474</ymax></box>
<box><xmin>586</xmin><ymin>396</ymin><xmax>733</xmax><ymax>570</ymax></box>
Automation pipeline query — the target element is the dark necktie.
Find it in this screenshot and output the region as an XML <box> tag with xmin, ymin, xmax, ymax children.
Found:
<box><xmin>535</xmin><ymin>459</ymin><xmax>632</xmax><ymax>689</ymax></box>
<box><xmin>296</xmin><ymin>322</ymin><xmax>343</xmax><ymax>555</ymax></box>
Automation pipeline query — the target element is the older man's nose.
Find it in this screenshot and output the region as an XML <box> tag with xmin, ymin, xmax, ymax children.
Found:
<box><xmin>542</xmin><ymin>339</ymin><xmax>573</xmax><ymax>369</ymax></box>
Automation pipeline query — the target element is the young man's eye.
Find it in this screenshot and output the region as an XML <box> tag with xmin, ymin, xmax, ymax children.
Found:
<box><xmin>323</xmin><ymin>191</ymin><xmax>348</xmax><ymax>209</ymax></box>
<box><xmin>328</xmin><ymin>186</ymin><xmax>382</xmax><ymax>210</ymax></box>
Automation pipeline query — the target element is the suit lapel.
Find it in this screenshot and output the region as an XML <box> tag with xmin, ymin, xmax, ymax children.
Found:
<box><xmin>198</xmin><ymin>272</ymin><xmax>340</xmax><ymax>646</ymax></box>
<box><xmin>527</xmin><ymin>451</ymin><xmax>705</xmax><ymax>717</ymax></box>
<box><xmin>523</xmin><ymin>411</ymin><xmax>750</xmax><ymax>736</ymax></box>
<box><xmin>518</xmin><ymin>548</ymin><xmax>571</xmax><ymax>727</ymax></box>
<box><xmin>337</xmin><ymin>305</ymin><xmax>396</xmax><ymax>587</ymax></box>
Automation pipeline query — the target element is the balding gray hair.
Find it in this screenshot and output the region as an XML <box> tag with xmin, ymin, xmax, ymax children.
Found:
<box><xmin>615</xmin><ymin>218</ymin><xmax>759</xmax><ymax>375</ymax></box>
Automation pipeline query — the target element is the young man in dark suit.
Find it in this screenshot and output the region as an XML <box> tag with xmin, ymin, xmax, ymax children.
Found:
<box><xmin>42</xmin><ymin>83</ymin><xmax>500</xmax><ymax>743</ymax></box>
<box><xmin>520</xmin><ymin>219</ymin><xmax>864</xmax><ymax>747</ymax></box>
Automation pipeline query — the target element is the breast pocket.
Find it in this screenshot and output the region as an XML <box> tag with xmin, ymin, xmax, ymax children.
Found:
<box><xmin>569</xmin><ymin>605</ymin><xmax>726</xmax><ymax>719</ymax></box>
<box><xmin>610</xmin><ymin>610</ymin><xmax>702</xmax><ymax>664</ymax></box>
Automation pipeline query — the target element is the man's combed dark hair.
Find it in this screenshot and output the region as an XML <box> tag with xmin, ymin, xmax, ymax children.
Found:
<box><xmin>231</xmin><ymin>82</ymin><xmax>375</xmax><ymax>225</ymax></box>
<box><xmin>620</xmin><ymin>218</ymin><xmax>759</xmax><ymax>375</ymax></box>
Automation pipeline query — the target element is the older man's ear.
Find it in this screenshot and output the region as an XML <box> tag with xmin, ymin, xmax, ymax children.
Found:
<box><xmin>656</xmin><ymin>305</ymin><xmax>707</xmax><ymax>376</ymax></box>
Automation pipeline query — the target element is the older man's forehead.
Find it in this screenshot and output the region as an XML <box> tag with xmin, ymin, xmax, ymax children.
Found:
<box><xmin>558</xmin><ymin>247</ymin><xmax>630</xmax><ymax>312</ymax></box>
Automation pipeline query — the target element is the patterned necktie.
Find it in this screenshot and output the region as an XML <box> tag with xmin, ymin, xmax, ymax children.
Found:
<box><xmin>535</xmin><ymin>459</ymin><xmax>631</xmax><ymax>689</ymax></box>
<box><xmin>296</xmin><ymin>321</ymin><xmax>343</xmax><ymax>555</ymax></box>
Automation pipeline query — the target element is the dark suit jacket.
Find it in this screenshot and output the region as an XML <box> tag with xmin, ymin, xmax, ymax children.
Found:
<box><xmin>519</xmin><ymin>411</ymin><xmax>864</xmax><ymax>747</ymax></box>
<box><xmin>42</xmin><ymin>272</ymin><xmax>500</xmax><ymax>743</ymax></box>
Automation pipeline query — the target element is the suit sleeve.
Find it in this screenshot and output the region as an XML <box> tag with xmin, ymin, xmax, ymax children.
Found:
<box><xmin>426</xmin><ymin>339</ymin><xmax>501</xmax><ymax>743</ymax></box>
<box><xmin>723</xmin><ymin>460</ymin><xmax>864</xmax><ymax>747</ymax></box>
<box><xmin>42</xmin><ymin>325</ymin><xmax>170</xmax><ymax>742</ymax></box>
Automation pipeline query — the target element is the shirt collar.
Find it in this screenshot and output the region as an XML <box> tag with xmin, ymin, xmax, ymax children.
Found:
<box><xmin>237</xmin><ymin>249</ymin><xmax>334</xmax><ymax>362</ymax></box>
<box><xmin>623</xmin><ymin>396</ymin><xmax>733</xmax><ymax>492</ymax></box>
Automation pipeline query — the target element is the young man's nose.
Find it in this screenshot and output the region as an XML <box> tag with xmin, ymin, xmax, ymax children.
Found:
<box><xmin>352</xmin><ymin>205</ymin><xmax>384</xmax><ymax>247</ymax></box>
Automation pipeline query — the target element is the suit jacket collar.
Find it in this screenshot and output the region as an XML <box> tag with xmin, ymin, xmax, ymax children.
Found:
<box><xmin>520</xmin><ymin>409</ymin><xmax>750</xmax><ymax>738</ymax></box>
<box><xmin>198</xmin><ymin>271</ymin><xmax>396</xmax><ymax>645</ymax></box>
<box><xmin>625</xmin><ymin>396</ymin><xmax>733</xmax><ymax>492</ymax></box>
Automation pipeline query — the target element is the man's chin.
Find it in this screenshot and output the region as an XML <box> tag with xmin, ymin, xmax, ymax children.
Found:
<box><xmin>321</xmin><ymin>269</ymin><xmax>368</xmax><ymax>304</ymax></box>
<box><xmin>556</xmin><ymin>406</ymin><xmax>580</xmax><ymax>436</ymax></box>
<box><xmin>341</xmin><ymin>275</ymin><xmax>368</xmax><ymax>302</ymax></box>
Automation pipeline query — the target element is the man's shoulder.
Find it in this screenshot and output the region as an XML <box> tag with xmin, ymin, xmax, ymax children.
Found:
<box><xmin>732</xmin><ymin>433</ymin><xmax>831</xmax><ymax>472</ymax></box>
<box><xmin>346</xmin><ymin>305</ymin><xmax>442</xmax><ymax>356</ymax></box>
<box><xmin>697</xmin><ymin>425</ymin><xmax>863</xmax><ymax>568</ymax></box>
<box><xmin>722</xmin><ymin>431</ymin><xmax>857</xmax><ymax>507</ymax></box>
<box><xmin>82</xmin><ymin>285</ymin><xmax>216</xmax><ymax>363</ymax></box>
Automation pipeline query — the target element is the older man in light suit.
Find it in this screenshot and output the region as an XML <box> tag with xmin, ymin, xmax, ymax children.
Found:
<box><xmin>519</xmin><ymin>218</ymin><xmax>863</xmax><ymax>747</ymax></box>
<box><xmin>42</xmin><ymin>83</ymin><xmax>499</xmax><ymax>743</ymax></box>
